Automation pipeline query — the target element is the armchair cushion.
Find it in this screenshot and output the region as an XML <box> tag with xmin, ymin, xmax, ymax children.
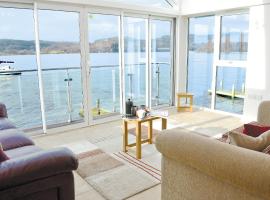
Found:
<box><xmin>0</xmin><ymin>147</ymin><xmax>78</xmax><ymax>190</ymax></box>
<box><xmin>5</xmin><ymin>145</ymin><xmax>42</xmax><ymax>159</ymax></box>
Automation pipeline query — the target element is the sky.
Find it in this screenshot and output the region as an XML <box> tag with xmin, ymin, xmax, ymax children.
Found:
<box><xmin>0</xmin><ymin>7</ymin><xmax>171</xmax><ymax>43</ymax></box>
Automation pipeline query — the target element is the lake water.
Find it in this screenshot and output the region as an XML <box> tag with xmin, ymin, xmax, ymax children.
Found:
<box><xmin>0</xmin><ymin>52</ymin><xmax>171</xmax><ymax>128</ymax></box>
<box><xmin>0</xmin><ymin>51</ymin><xmax>245</xmax><ymax>129</ymax></box>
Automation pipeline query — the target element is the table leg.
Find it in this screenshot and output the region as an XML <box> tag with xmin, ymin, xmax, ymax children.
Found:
<box><xmin>162</xmin><ymin>118</ymin><xmax>167</xmax><ymax>130</ymax></box>
<box><xmin>190</xmin><ymin>96</ymin><xmax>193</xmax><ymax>112</ymax></box>
<box><xmin>148</xmin><ymin>120</ymin><xmax>153</xmax><ymax>144</ymax></box>
<box><xmin>177</xmin><ymin>96</ymin><xmax>180</xmax><ymax>112</ymax></box>
<box><xmin>123</xmin><ymin>121</ymin><xmax>128</xmax><ymax>152</ymax></box>
<box><xmin>136</xmin><ymin>121</ymin><xmax>142</xmax><ymax>159</ymax></box>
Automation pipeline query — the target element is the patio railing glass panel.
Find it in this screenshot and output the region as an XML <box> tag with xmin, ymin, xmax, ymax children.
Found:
<box><xmin>0</xmin><ymin>7</ymin><xmax>43</xmax><ymax>129</ymax></box>
<box><xmin>214</xmin><ymin>66</ymin><xmax>246</xmax><ymax>114</ymax></box>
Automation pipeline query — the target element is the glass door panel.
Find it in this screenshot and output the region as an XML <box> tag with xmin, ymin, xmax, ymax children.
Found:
<box><xmin>187</xmin><ymin>16</ymin><xmax>215</xmax><ymax>108</ymax></box>
<box><xmin>214</xmin><ymin>66</ymin><xmax>246</xmax><ymax>114</ymax></box>
<box><xmin>38</xmin><ymin>10</ymin><xmax>83</xmax><ymax>126</ymax></box>
<box><xmin>88</xmin><ymin>13</ymin><xmax>120</xmax><ymax>118</ymax></box>
<box><xmin>151</xmin><ymin>19</ymin><xmax>172</xmax><ymax>106</ymax></box>
<box><xmin>0</xmin><ymin>7</ymin><xmax>42</xmax><ymax>129</ymax></box>
<box><xmin>124</xmin><ymin>17</ymin><xmax>147</xmax><ymax>106</ymax></box>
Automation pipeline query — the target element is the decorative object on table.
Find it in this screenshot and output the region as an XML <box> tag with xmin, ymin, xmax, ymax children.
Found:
<box><xmin>125</xmin><ymin>99</ymin><xmax>133</xmax><ymax>117</ymax></box>
<box><xmin>136</xmin><ymin>109</ymin><xmax>147</xmax><ymax>119</ymax></box>
<box><xmin>131</xmin><ymin>106</ymin><xmax>138</xmax><ymax>117</ymax></box>
<box><xmin>139</xmin><ymin>105</ymin><xmax>146</xmax><ymax>110</ymax></box>
<box><xmin>136</xmin><ymin>106</ymin><xmax>150</xmax><ymax>119</ymax></box>
<box><xmin>177</xmin><ymin>93</ymin><xmax>193</xmax><ymax>112</ymax></box>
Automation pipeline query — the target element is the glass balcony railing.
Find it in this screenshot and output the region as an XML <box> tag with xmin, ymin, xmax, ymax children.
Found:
<box><xmin>0</xmin><ymin>62</ymin><xmax>170</xmax><ymax>129</ymax></box>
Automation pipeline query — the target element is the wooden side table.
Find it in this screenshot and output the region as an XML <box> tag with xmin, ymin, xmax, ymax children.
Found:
<box><xmin>122</xmin><ymin>116</ymin><xmax>167</xmax><ymax>159</ymax></box>
<box><xmin>177</xmin><ymin>93</ymin><xmax>193</xmax><ymax>112</ymax></box>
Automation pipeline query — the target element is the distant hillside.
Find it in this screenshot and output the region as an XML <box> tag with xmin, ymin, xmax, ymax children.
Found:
<box><xmin>0</xmin><ymin>39</ymin><xmax>80</xmax><ymax>55</ymax></box>
<box><xmin>189</xmin><ymin>33</ymin><xmax>248</xmax><ymax>53</ymax></box>
<box><xmin>0</xmin><ymin>36</ymin><xmax>171</xmax><ymax>55</ymax></box>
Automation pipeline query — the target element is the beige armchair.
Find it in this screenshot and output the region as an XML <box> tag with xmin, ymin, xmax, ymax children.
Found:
<box><xmin>156</xmin><ymin>100</ymin><xmax>270</xmax><ymax>200</ymax></box>
<box><xmin>156</xmin><ymin>129</ymin><xmax>270</xmax><ymax>200</ymax></box>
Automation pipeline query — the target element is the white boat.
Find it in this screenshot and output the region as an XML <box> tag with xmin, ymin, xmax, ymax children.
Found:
<box><xmin>0</xmin><ymin>66</ymin><xmax>21</xmax><ymax>75</ymax></box>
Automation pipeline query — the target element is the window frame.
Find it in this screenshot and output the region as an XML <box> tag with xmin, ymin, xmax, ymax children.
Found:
<box><xmin>186</xmin><ymin>11</ymin><xmax>249</xmax><ymax>115</ymax></box>
<box><xmin>0</xmin><ymin>1</ymin><xmax>177</xmax><ymax>134</ymax></box>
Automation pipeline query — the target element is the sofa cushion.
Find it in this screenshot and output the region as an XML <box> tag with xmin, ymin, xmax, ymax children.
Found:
<box><xmin>0</xmin><ymin>129</ymin><xmax>34</xmax><ymax>151</ymax></box>
<box><xmin>0</xmin><ymin>143</ymin><xmax>9</xmax><ymax>162</ymax></box>
<box><xmin>243</xmin><ymin>123</ymin><xmax>270</xmax><ymax>137</ymax></box>
<box><xmin>229</xmin><ymin>130</ymin><xmax>270</xmax><ymax>151</ymax></box>
<box><xmin>0</xmin><ymin>118</ymin><xmax>16</xmax><ymax>130</ymax></box>
<box><xmin>5</xmin><ymin>145</ymin><xmax>42</xmax><ymax>159</ymax></box>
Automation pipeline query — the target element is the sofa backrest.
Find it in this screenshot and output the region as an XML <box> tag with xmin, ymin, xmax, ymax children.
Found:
<box><xmin>257</xmin><ymin>101</ymin><xmax>270</xmax><ymax>125</ymax></box>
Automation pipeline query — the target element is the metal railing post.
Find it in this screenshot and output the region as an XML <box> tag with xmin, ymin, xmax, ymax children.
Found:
<box><xmin>64</xmin><ymin>69</ymin><xmax>73</xmax><ymax>123</ymax></box>
<box><xmin>155</xmin><ymin>63</ymin><xmax>160</xmax><ymax>106</ymax></box>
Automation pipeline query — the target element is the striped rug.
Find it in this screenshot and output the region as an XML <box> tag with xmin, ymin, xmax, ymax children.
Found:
<box><xmin>114</xmin><ymin>151</ymin><xmax>161</xmax><ymax>182</ymax></box>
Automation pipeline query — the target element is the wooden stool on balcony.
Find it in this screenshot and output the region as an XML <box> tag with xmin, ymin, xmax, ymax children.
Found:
<box><xmin>177</xmin><ymin>93</ymin><xmax>193</xmax><ymax>112</ymax></box>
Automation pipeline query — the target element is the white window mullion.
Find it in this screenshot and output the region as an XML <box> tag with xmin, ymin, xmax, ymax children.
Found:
<box><xmin>79</xmin><ymin>8</ymin><xmax>91</xmax><ymax>126</ymax></box>
<box><xmin>147</xmin><ymin>16</ymin><xmax>152</xmax><ymax>108</ymax></box>
<box><xmin>211</xmin><ymin>15</ymin><xmax>221</xmax><ymax>110</ymax></box>
<box><xmin>170</xmin><ymin>18</ymin><xmax>176</xmax><ymax>106</ymax></box>
<box><xmin>34</xmin><ymin>2</ymin><xmax>47</xmax><ymax>133</ymax></box>
<box><xmin>120</xmin><ymin>12</ymin><xmax>125</xmax><ymax>114</ymax></box>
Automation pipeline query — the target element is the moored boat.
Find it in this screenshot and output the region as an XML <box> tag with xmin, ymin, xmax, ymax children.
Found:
<box><xmin>0</xmin><ymin>61</ymin><xmax>21</xmax><ymax>75</ymax></box>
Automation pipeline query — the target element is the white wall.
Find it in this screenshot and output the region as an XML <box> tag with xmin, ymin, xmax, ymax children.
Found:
<box><xmin>180</xmin><ymin>0</ymin><xmax>270</xmax><ymax>15</ymax></box>
<box><xmin>243</xmin><ymin>4</ymin><xmax>270</xmax><ymax>121</ymax></box>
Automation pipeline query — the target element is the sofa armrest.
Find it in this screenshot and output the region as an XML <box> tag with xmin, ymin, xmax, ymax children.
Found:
<box><xmin>0</xmin><ymin>147</ymin><xmax>78</xmax><ymax>190</ymax></box>
<box><xmin>0</xmin><ymin>103</ymin><xmax>7</xmax><ymax>118</ymax></box>
<box><xmin>156</xmin><ymin>129</ymin><xmax>270</xmax><ymax>199</ymax></box>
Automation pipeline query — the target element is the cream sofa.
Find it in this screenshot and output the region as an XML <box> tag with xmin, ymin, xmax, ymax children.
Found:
<box><xmin>156</xmin><ymin>128</ymin><xmax>270</xmax><ymax>200</ymax></box>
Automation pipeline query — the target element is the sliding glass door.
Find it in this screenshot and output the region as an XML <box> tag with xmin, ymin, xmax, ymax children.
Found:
<box><xmin>0</xmin><ymin>3</ymin><xmax>175</xmax><ymax>131</ymax></box>
<box><xmin>88</xmin><ymin>13</ymin><xmax>120</xmax><ymax>118</ymax></box>
<box><xmin>187</xmin><ymin>16</ymin><xmax>215</xmax><ymax>108</ymax></box>
<box><xmin>38</xmin><ymin>9</ymin><xmax>83</xmax><ymax>126</ymax></box>
<box><xmin>151</xmin><ymin>19</ymin><xmax>173</xmax><ymax>107</ymax></box>
<box><xmin>124</xmin><ymin>16</ymin><xmax>147</xmax><ymax>106</ymax></box>
<box><xmin>0</xmin><ymin>7</ymin><xmax>42</xmax><ymax>129</ymax></box>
